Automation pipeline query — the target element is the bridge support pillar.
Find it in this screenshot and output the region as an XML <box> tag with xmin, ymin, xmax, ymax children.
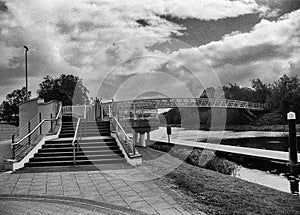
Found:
<box><xmin>139</xmin><ymin>133</ymin><xmax>146</xmax><ymax>147</ymax></box>
<box><xmin>133</xmin><ymin>130</ymin><xmax>138</xmax><ymax>146</ymax></box>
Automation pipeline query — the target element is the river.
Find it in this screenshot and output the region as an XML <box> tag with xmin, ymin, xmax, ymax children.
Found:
<box><xmin>149</xmin><ymin>127</ymin><xmax>300</xmax><ymax>195</ymax></box>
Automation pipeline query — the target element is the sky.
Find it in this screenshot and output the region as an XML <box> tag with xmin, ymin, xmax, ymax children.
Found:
<box><xmin>0</xmin><ymin>0</ymin><xmax>300</xmax><ymax>102</ymax></box>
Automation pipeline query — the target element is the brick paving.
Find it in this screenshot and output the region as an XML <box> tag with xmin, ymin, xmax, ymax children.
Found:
<box><xmin>0</xmin><ymin>168</ymin><xmax>204</xmax><ymax>215</ymax></box>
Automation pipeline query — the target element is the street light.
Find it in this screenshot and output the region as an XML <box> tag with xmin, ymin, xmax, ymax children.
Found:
<box><xmin>24</xmin><ymin>46</ymin><xmax>28</xmax><ymax>100</ymax></box>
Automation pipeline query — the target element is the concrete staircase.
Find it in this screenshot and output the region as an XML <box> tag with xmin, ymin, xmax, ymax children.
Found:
<box><xmin>21</xmin><ymin>116</ymin><xmax>128</xmax><ymax>171</ymax></box>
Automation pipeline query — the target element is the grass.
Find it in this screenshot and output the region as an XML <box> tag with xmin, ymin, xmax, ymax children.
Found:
<box><xmin>225</xmin><ymin>124</ymin><xmax>300</xmax><ymax>132</ymax></box>
<box><xmin>0</xmin><ymin>139</ymin><xmax>12</xmax><ymax>171</ymax></box>
<box><xmin>138</xmin><ymin>147</ymin><xmax>300</xmax><ymax>215</ymax></box>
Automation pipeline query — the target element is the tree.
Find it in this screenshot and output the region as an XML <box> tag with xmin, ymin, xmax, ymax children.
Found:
<box><xmin>0</xmin><ymin>87</ymin><xmax>31</xmax><ymax>125</ymax></box>
<box><xmin>270</xmin><ymin>74</ymin><xmax>300</xmax><ymax>119</ymax></box>
<box><xmin>37</xmin><ymin>74</ymin><xmax>89</xmax><ymax>106</ymax></box>
<box><xmin>251</xmin><ymin>78</ymin><xmax>271</xmax><ymax>103</ymax></box>
<box><xmin>200</xmin><ymin>87</ymin><xmax>216</xmax><ymax>98</ymax></box>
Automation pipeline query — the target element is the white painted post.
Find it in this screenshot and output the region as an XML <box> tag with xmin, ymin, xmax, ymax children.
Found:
<box><xmin>133</xmin><ymin>103</ymin><xmax>137</xmax><ymax>119</ymax></box>
<box><xmin>84</xmin><ymin>105</ymin><xmax>87</xmax><ymax>119</ymax></box>
<box><xmin>108</xmin><ymin>104</ymin><xmax>111</xmax><ymax>117</ymax></box>
<box><xmin>101</xmin><ymin>103</ymin><xmax>104</xmax><ymax>120</ymax></box>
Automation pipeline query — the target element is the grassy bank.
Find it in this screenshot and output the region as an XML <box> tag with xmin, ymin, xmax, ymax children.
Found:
<box><xmin>224</xmin><ymin>124</ymin><xmax>300</xmax><ymax>132</ymax></box>
<box><xmin>138</xmin><ymin>147</ymin><xmax>300</xmax><ymax>215</ymax></box>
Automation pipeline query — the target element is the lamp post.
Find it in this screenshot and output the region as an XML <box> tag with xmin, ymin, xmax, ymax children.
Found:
<box><xmin>24</xmin><ymin>46</ymin><xmax>29</xmax><ymax>100</ymax></box>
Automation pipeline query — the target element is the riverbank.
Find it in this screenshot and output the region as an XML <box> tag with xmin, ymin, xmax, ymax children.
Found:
<box><xmin>225</xmin><ymin>124</ymin><xmax>300</xmax><ymax>132</ymax></box>
<box><xmin>139</xmin><ymin>147</ymin><xmax>300</xmax><ymax>215</ymax></box>
<box><xmin>150</xmin><ymin>127</ymin><xmax>295</xmax><ymax>144</ymax></box>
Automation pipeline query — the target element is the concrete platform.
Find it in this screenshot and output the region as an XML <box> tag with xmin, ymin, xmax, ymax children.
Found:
<box><xmin>0</xmin><ymin>168</ymin><xmax>197</xmax><ymax>215</ymax></box>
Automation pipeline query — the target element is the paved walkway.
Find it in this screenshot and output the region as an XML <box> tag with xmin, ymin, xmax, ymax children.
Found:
<box><xmin>0</xmin><ymin>194</ymin><xmax>143</xmax><ymax>215</ymax></box>
<box><xmin>0</xmin><ymin>168</ymin><xmax>198</xmax><ymax>215</ymax></box>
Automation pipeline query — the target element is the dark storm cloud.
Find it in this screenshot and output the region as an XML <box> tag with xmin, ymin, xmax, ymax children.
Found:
<box><xmin>0</xmin><ymin>1</ymin><xmax>8</xmax><ymax>13</ymax></box>
<box><xmin>208</xmin><ymin>43</ymin><xmax>292</xmax><ymax>67</ymax></box>
<box><xmin>163</xmin><ymin>14</ymin><xmax>262</xmax><ymax>46</ymax></box>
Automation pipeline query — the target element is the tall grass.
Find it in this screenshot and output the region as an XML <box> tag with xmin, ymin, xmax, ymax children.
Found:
<box><xmin>149</xmin><ymin>142</ymin><xmax>238</xmax><ymax>175</ymax></box>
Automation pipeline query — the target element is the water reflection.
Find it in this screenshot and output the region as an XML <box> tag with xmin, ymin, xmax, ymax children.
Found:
<box><xmin>236</xmin><ymin>167</ymin><xmax>300</xmax><ymax>195</ymax></box>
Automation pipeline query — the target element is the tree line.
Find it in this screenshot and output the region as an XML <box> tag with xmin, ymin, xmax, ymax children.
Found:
<box><xmin>0</xmin><ymin>74</ymin><xmax>89</xmax><ymax>125</ymax></box>
<box><xmin>164</xmin><ymin>74</ymin><xmax>300</xmax><ymax>125</ymax></box>
<box><xmin>1</xmin><ymin>73</ymin><xmax>299</xmax><ymax>125</ymax></box>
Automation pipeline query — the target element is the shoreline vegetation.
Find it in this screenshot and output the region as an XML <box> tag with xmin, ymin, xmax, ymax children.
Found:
<box><xmin>139</xmin><ymin>146</ymin><xmax>300</xmax><ymax>215</ymax></box>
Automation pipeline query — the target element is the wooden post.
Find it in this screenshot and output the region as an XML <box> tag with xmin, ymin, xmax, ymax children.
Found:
<box><xmin>12</xmin><ymin>144</ymin><xmax>15</xmax><ymax>160</ymax></box>
<box><xmin>12</xmin><ymin>135</ymin><xmax>15</xmax><ymax>143</ymax></box>
<box><xmin>167</xmin><ymin>125</ymin><xmax>171</xmax><ymax>143</ymax></box>
<box><xmin>39</xmin><ymin>113</ymin><xmax>42</xmax><ymax>134</ymax></box>
<box><xmin>287</xmin><ymin>112</ymin><xmax>299</xmax><ymax>175</ymax></box>
<box><xmin>50</xmin><ymin>114</ymin><xmax>53</xmax><ymax>132</ymax></box>
<box><xmin>147</xmin><ymin>132</ymin><xmax>150</xmax><ymax>140</ymax></box>
<box><xmin>28</xmin><ymin>121</ymin><xmax>31</xmax><ymax>146</ymax></box>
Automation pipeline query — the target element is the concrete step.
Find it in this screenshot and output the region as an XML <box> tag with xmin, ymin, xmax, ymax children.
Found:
<box><xmin>38</xmin><ymin>145</ymin><xmax>120</xmax><ymax>153</ymax></box>
<box><xmin>17</xmin><ymin>164</ymin><xmax>132</xmax><ymax>173</ymax></box>
<box><xmin>25</xmin><ymin>158</ymin><xmax>126</xmax><ymax>167</ymax></box>
<box><xmin>59</xmin><ymin>131</ymin><xmax>111</xmax><ymax>138</ymax></box>
<box><xmin>46</xmin><ymin>136</ymin><xmax>115</xmax><ymax>143</ymax></box>
<box><xmin>42</xmin><ymin>142</ymin><xmax>117</xmax><ymax>148</ymax></box>
<box><xmin>34</xmin><ymin>150</ymin><xmax>123</xmax><ymax>157</ymax></box>
<box><xmin>29</xmin><ymin>154</ymin><xmax>124</xmax><ymax>162</ymax></box>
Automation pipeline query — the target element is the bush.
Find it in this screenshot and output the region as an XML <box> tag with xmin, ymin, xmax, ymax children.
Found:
<box><xmin>149</xmin><ymin>142</ymin><xmax>238</xmax><ymax>175</ymax></box>
<box><xmin>204</xmin><ymin>156</ymin><xmax>238</xmax><ymax>176</ymax></box>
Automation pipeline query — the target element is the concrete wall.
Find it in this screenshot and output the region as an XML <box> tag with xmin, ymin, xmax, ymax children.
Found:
<box><xmin>0</xmin><ymin>124</ymin><xmax>18</xmax><ymax>141</ymax></box>
<box><xmin>19</xmin><ymin>98</ymin><xmax>61</xmax><ymax>134</ymax></box>
<box><xmin>19</xmin><ymin>98</ymin><xmax>41</xmax><ymax>130</ymax></box>
<box><xmin>38</xmin><ymin>100</ymin><xmax>61</xmax><ymax>134</ymax></box>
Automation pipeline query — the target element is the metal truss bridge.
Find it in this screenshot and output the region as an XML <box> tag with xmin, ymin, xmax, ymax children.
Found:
<box><xmin>107</xmin><ymin>98</ymin><xmax>266</xmax><ymax>111</ymax></box>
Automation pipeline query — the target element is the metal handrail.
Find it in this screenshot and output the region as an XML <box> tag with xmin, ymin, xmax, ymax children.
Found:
<box><xmin>55</xmin><ymin>105</ymin><xmax>62</xmax><ymax>121</ymax></box>
<box><xmin>72</xmin><ymin>118</ymin><xmax>81</xmax><ymax>165</ymax></box>
<box><xmin>11</xmin><ymin>104</ymin><xmax>62</xmax><ymax>160</ymax></box>
<box><xmin>113</xmin><ymin>116</ymin><xmax>136</xmax><ymax>157</ymax></box>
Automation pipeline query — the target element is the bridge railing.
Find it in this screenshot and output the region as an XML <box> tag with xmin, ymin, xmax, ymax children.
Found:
<box><xmin>62</xmin><ymin>105</ymin><xmax>99</xmax><ymax>121</ymax></box>
<box><xmin>11</xmin><ymin>104</ymin><xmax>62</xmax><ymax>160</ymax></box>
<box><xmin>111</xmin><ymin>98</ymin><xmax>265</xmax><ymax>110</ymax></box>
<box><xmin>72</xmin><ymin>118</ymin><xmax>81</xmax><ymax>165</ymax></box>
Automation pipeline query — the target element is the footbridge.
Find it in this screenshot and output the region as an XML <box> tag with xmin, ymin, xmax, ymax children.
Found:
<box><xmin>5</xmin><ymin>97</ymin><xmax>267</xmax><ymax>172</ymax></box>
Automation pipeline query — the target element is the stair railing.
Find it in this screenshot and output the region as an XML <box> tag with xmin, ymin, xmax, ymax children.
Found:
<box><xmin>11</xmin><ymin>105</ymin><xmax>62</xmax><ymax>160</ymax></box>
<box><xmin>112</xmin><ymin>116</ymin><xmax>136</xmax><ymax>157</ymax></box>
<box><xmin>72</xmin><ymin>117</ymin><xmax>81</xmax><ymax>165</ymax></box>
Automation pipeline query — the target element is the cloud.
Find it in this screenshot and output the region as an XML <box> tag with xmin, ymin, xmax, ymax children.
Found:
<box><xmin>161</xmin><ymin>0</ymin><xmax>268</xmax><ymax>20</ymax></box>
<box><xmin>0</xmin><ymin>0</ymin><xmax>298</xmax><ymax>102</ymax></box>
<box><xmin>191</xmin><ymin>9</ymin><xmax>300</xmax><ymax>84</ymax></box>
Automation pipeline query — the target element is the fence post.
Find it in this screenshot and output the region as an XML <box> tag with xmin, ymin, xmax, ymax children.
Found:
<box><xmin>50</xmin><ymin>113</ymin><xmax>53</xmax><ymax>132</ymax></box>
<box><xmin>28</xmin><ymin>121</ymin><xmax>31</xmax><ymax>146</ymax></box>
<box><xmin>287</xmin><ymin>112</ymin><xmax>299</xmax><ymax>175</ymax></box>
<box><xmin>12</xmin><ymin>135</ymin><xmax>15</xmax><ymax>143</ymax></box>
<box><xmin>39</xmin><ymin>113</ymin><xmax>42</xmax><ymax>134</ymax></box>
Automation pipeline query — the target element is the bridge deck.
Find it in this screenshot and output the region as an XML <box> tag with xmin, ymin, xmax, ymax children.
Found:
<box><xmin>150</xmin><ymin>137</ymin><xmax>300</xmax><ymax>162</ymax></box>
